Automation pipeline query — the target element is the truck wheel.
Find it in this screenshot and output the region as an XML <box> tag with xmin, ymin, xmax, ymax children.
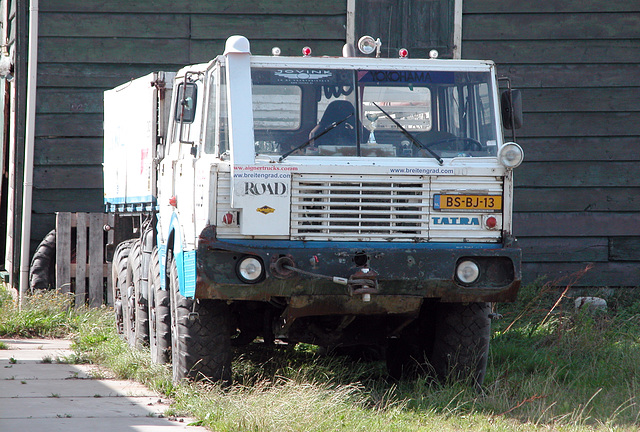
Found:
<box><xmin>148</xmin><ymin>247</ymin><xmax>171</xmax><ymax>364</ymax></box>
<box><xmin>168</xmin><ymin>250</ymin><xmax>232</xmax><ymax>383</ymax></box>
<box><xmin>133</xmin><ymin>241</ymin><xmax>150</xmax><ymax>347</ymax></box>
<box><xmin>112</xmin><ymin>240</ymin><xmax>135</xmax><ymax>335</ymax></box>
<box><xmin>430</xmin><ymin>302</ymin><xmax>491</xmax><ymax>388</ymax></box>
<box><xmin>124</xmin><ymin>240</ymin><xmax>150</xmax><ymax>348</ymax></box>
<box><xmin>29</xmin><ymin>229</ymin><xmax>56</xmax><ymax>291</ymax></box>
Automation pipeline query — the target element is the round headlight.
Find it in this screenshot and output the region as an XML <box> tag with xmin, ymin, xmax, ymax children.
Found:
<box><xmin>456</xmin><ymin>260</ymin><xmax>480</xmax><ymax>285</ymax></box>
<box><xmin>236</xmin><ymin>256</ymin><xmax>264</xmax><ymax>284</ymax></box>
<box><xmin>498</xmin><ymin>142</ymin><xmax>524</xmax><ymax>169</ymax></box>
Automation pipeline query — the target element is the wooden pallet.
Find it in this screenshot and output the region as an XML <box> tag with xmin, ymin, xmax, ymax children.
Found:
<box><xmin>56</xmin><ymin>212</ymin><xmax>114</xmax><ymax>308</ymax></box>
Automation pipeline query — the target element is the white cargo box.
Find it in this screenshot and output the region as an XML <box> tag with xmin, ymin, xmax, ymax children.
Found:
<box><xmin>104</xmin><ymin>71</ymin><xmax>175</xmax><ymax>211</ymax></box>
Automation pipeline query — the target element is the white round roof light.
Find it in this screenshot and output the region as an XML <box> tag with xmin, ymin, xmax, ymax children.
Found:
<box><xmin>358</xmin><ymin>36</ymin><xmax>378</xmax><ymax>55</ymax></box>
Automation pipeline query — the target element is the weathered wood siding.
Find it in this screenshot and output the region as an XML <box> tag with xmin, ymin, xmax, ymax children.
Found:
<box><xmin>463</xmin><ymin>1</ymin><xmax>640</xmax><ymax>286</ymax></box>
<box><xmin>31</xmin><ymin>0</ymin><xmax>346</xmax><ymax>247</ymax></box>
<box><xmin>351</xmin><ymin>0</ymin><xmax>457</xmax><ymax>58</ymax></box>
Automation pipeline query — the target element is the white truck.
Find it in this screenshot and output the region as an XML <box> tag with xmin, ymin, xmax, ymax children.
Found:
<box><xmin>104</xmin><ymin>35</ymin><xmax>524</xmax><ymax>386</ymax></box>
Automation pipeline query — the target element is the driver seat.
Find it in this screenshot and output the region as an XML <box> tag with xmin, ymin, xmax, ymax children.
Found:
<box><xmin>309</xmin><ymin>100</ymin><xmax>357</xmax><ymax>146</ymax></box>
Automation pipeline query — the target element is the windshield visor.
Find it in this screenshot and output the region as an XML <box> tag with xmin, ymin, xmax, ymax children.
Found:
<box><xmin>251</xmin><ymin>68</ymin><xmax>498</xmax><ymax>158</ymax></box>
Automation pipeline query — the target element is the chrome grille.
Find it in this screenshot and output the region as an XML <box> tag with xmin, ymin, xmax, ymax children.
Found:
<box><xmin>291</xmin><ymin>174</ymin><xmax>429</xmax><ymax>241</ymax></box>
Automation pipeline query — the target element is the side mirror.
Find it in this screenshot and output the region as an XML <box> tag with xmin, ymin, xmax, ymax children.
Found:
<box><xmin>501</xmin><ymin>89</ymin><xmax>523</xmax><ymax>130</ymax></box>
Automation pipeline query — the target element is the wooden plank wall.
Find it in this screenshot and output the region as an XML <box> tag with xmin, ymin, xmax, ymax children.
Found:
<box><xmin>351</xmin><ymin>0</ymin><xmax>456</xmax><ymax>58</ymax></box>
<box><xmin>30</xmin><ymin>0</ymin><xmax>346</xmax><ymax>248</ymax></box>
<box><xmin>463</xmin><ymin>1</ymin><xmax>640</xmax><ymax>286</ymax></box>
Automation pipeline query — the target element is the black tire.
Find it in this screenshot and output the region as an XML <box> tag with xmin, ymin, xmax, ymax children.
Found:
<box><xmin>168</xmin><ymin>250</ymin><xmax>232</xmax><ymax>383</ymax></box>
<box><xmin>149</xmin><ymin>247</ymin><xmax>171</xmax><ymax>364</ymax></box>
<box><xmin>124</xmin><ymin>240</ymin><xmax>150</xmax><ymax>348</ymax></box>
<box><xmin>133</xmin><ymin>241</ymin><xmax>150</xmax><ymax>347</ymax></box>
<box><xmin>430</xmin><ymin>302</ymin><xmax>491</xmax><ymax>388</ymax></box>
<box><xmin>112</xmin><ymin>240</ymin><xmax>135</xmax><ymax>335</ymax></box>
<box><xmin>29</xmin><ymin>229</ymin><xmax>56</xmax><ymax>291</ymax></box>
<box><xmin>123</xmin><ymin>241</ymin><xmax>139</xmax><ymax>346</ymax></box>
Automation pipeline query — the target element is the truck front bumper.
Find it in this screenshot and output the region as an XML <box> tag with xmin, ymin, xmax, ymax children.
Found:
<box><xmin>195</xmin><ymin>226</ymin><xmax>521</xmax><ymax>303</ymax></box>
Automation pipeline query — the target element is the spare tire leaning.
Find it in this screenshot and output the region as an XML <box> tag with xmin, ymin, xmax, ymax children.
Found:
<box><xmin>29</xmin><ymin>229</ymin><xmax>57</xmax><ymax>291</ymax></box>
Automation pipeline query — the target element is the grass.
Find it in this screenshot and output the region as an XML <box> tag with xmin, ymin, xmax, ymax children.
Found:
<box><xmin>0</xmin><ymin>287</ymin><xmax>87</xmax><ymax>337</ymax></box>
<box><xmin>3</xmin><ymin>279</ymin><xmax>640</xmax><ymax>431</ymax></box>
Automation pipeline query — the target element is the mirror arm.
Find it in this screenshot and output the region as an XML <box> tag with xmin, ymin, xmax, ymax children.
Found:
<box><xmin>498</xmin><ymin>76</ymin><xmax>517</xmax><ymax>142</ymax></box>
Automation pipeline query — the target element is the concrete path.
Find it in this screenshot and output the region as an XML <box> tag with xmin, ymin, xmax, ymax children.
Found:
<box><xmin>0</xmin><ymin>338</ymin><xmax>206</xmax><ymax>431</ymax></box>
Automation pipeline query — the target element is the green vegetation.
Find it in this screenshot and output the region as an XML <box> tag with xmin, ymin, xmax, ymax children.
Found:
<box><xmin>0</xmin><ymin>287</ymin><xmax>84</xmax><ymax>337</ymax></box>
<box><xmin>2</xmin><ymin>280</ymin><xmax>640</xmax><ymax>431</ymax></box>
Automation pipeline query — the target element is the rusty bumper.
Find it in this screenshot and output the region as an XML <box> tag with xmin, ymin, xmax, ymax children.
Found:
<box><xmin>195</xmin><ymin>226</ymin><xmax>521</xmax><ymax>304</ymax></box>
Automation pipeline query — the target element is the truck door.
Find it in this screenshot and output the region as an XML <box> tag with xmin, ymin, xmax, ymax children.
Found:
<box><xmin>159</xmin><ymin>75</ymin><xmax>202</xmax><ymax>248</ymax></box>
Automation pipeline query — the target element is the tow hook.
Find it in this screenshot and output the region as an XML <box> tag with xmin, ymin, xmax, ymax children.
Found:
<box><xmin>271</xmin><ymin>256</ymin><xmax>379</xmax><ymax>301</ymax></box>
<box><xmin>270</xmin><ymin>255</ymin><xmax>296</xmax><ymax>278</ymax></box>
<box><xmin>348</xmin><ymin>267</ymin><xmax>379</xmax><ymax>302</ymax></box>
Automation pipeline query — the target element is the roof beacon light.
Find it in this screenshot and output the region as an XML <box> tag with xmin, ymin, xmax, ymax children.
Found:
<box><xmin>358</xmin><ymin>36</ymin><xmax>382</xmax><ymax>57</ymax></box>
<box><xmin>302</xmin><ymin>46</ymin><xmax>312</xmax><ymax>57</ymax></box>
<box><xmin>272</xmin><ymin>47</ymin><xmax>281</xmax><ymax>56</ymax></box>
<box><xmin>398</xmin><ymin>48</ymin><xmax>409</xmax><ymax>58</ymax></box>
<box><xmin>429</xmin><ymin>49</ymin><xmax>439</xmax><ymax>59</ymax></box>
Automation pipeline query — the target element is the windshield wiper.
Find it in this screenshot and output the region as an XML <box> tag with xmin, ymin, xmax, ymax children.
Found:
<box><xmin>372</xmin><ymin>102</ymin><xmax>443</xmax><ymax>165</ymax></box>
<box><xmin>279</xmin><ymin>113</ymin><xmax>354</xmax><ymax>162</ymax></box>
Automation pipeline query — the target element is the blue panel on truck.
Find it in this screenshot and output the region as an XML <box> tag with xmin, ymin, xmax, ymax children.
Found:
<box><xmin>159</xmin><ymin>244</ymin><xmax>167</xmax><ymax>291</ymax></box>
<box><xmin>182</xmin><ymin>251</ymin><xmax>197</xmax><ymax>298</ymax></box>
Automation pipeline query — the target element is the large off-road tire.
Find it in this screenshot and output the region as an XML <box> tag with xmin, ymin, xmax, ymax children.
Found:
<box><xmin>29</xmin><ymin>229</ymin><xmax>56</xmax><ymax>291</ymax></box>
<box><xmin>123</xmin><ymin>241</ymin><xmax>139</xmax><ymax>346</ymax></box>
<box><xmin>168</xmin><ymin>250</ymin><xmax>232</xmax><ymax>383</ymax></box>
<box><xmin>430</xmin><ymin>302</ymin><xmax>491</xmax><ymax>387</ymax></box>
<box><xmin>112</xmin><ymin>240</ymin><xmax>135</xmax><ymax>335</ymax></box>
<box><xmin>125</xmin><ymin>240</ymin><xmax>149</xmax><ymax>348</ymax></box>
<box><xmin>148</xmin><ymin>247</ymin><xmax>171</xmax><ymax>364</ymax></box>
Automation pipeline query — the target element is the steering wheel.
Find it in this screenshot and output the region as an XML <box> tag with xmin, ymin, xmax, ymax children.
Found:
<box><xmin>424</xmin><ymin>137</ymin><xmax>484</xmax><ymax>152</ymax></box>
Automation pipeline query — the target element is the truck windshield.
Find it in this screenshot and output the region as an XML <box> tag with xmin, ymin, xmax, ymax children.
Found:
<box><xmin>251</xmin><ymin>67</ymin><xmax>498</xmax><ymax>158</ymax></box>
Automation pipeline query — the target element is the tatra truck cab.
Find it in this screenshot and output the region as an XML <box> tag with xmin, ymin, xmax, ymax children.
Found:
<box><xmin>104</xmin><ymin>35</ymin><xmax>524</xmax><ymax>386</ymax></box>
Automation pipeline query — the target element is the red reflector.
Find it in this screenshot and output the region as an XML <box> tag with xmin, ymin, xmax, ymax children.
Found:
<box><xmin>169</xmin><ymin>196</ymin><xmax>177</xmax><ymax>207</ymax></box>
<box><xmin>398</xmin><ymin>48</ymin><xmax>409</xmax><ymax>58</ymax></box>
<box><xmin>486</xmin><ymin>216</ymin><xmax>497</xmax><ymax>228</ymax></box>
<box><xmin>302</xmin><ymin>46</ymin><xmax>312</xmax><ymax>57</ymax></box>
<box><xmin>222</xmin><ymin>212</ymin><xmax>234</xmax><ymax>225</ymax></box>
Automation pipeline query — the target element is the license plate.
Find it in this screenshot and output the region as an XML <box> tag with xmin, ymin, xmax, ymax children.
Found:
<box><xmin>434</xmin><ymin>194</ymin><xmax>502</xmax><ymax>210</ymax></box>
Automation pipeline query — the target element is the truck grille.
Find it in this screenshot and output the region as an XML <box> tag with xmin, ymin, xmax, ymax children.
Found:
<box><xmin>291</xmin><ymin>174</ymin><xmax>430</xmax><ymax>241</ymax></box>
